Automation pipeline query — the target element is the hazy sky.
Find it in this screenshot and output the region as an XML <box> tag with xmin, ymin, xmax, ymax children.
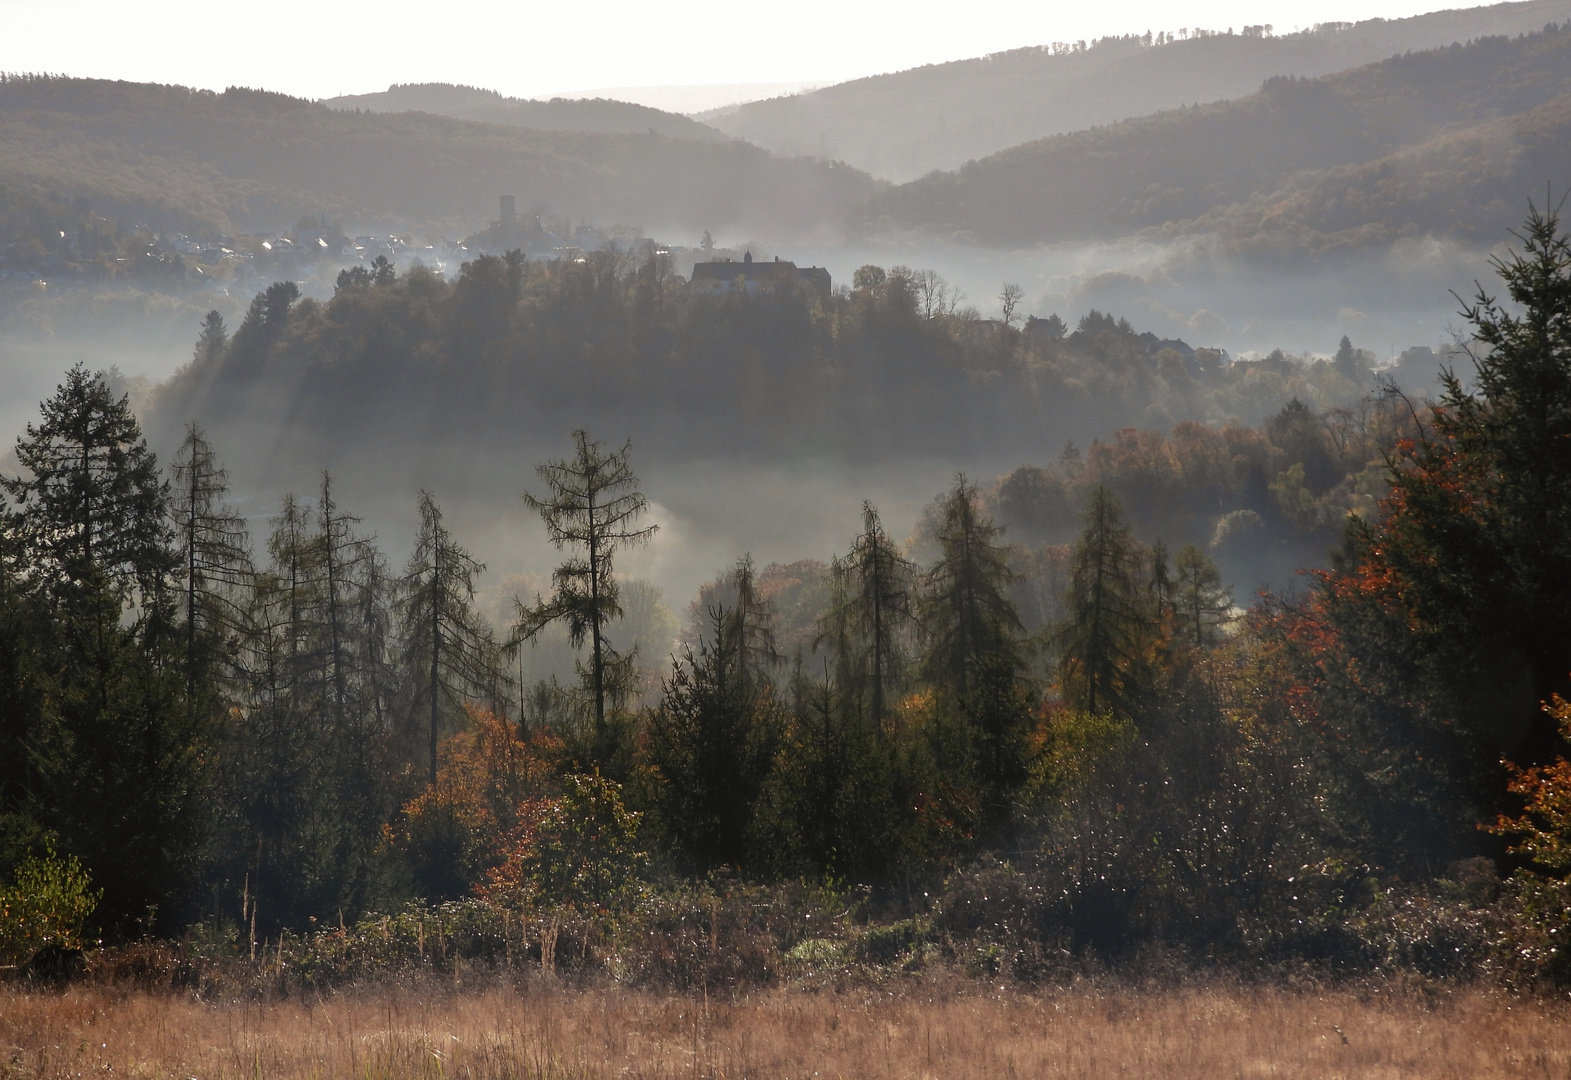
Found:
<box><xmin>2</xmin><ymin>0</ymin><xmax>1466</xmax><ymax>104</ymax></box>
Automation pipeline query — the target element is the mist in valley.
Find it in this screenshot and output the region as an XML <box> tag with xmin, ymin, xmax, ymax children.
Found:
<box><xmin>0</xmin><ymin>221</ymin><xmax>1484</xmax><ymax>661</ymax></box>
<box><xmin>0</xmin><ymin>236</ymin><xmax>1468</xmax><ymax>612</ymax></box>
<box><xmin>9</xmin><ymin>2</ymin><xmax>1571</xmax><ymax>1010</ymax></box>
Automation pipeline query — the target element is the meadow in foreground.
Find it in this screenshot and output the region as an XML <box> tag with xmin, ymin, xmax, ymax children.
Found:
<box><xmin>3</xmin><ymin>975</ymin><xmax>1568</xmax><ymax>1080</ymax></box>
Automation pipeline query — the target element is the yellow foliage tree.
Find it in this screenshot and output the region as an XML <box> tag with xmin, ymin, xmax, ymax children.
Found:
<box><xmin>1488</xmin><ymin>695</ymin><xmax>1571</xmax><ymax>873</ymax></box>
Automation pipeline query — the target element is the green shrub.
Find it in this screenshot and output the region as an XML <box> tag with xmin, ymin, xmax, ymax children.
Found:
<box><xmin>0</xmin><ymin>850</ymin><xmax>100</xmax><ymax>967</ymax></box>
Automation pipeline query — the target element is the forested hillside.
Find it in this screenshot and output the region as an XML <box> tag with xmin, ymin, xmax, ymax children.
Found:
<box><xmin>7</xmin><ymin>209</ymin><xmax>1571</xmax><ymax>991</ymax></box>
<box><xmin>0</xmin><ymin>76</ymin><xmax>876</xmax><ymax>238</ymax></box>
<box><xmin>324</xmin><ymin>84</ymin><xmax>728</xmax><ymax>142</ymax></box>
<box><xmin>146</xmin><ymin>250</ymin><xmax>1391</xmax><ymax>556</ymax></box>
<box><xmin>711</xmin><ymin>0</ymin><xmax>1571</xmax><ymax>180</ymax></box>
<box><xmin>864</xmin><ymin>25</ymin><xmax>1571</xmax><ymax>252</ymax></box>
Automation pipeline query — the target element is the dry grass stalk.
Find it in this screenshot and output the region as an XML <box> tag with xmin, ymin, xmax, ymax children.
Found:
<box><xmin>1</xmin><ymin>976</ymin><xmax>1568</xmax><ymax>1079</ymax></box>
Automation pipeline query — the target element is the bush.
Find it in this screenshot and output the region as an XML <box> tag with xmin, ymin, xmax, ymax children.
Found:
<box><xmin>0</xmin><ymin>849</ymin><xmax>100</xmax><ymax>968</ymax></box>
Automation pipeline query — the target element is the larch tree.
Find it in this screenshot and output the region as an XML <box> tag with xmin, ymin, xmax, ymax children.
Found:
<box><xmin>1174</xmin><ymin>544</ymin><xmax>1231</xmax><ymax>648</ymax></box>
<box><xmin>513</xmin><ymin>431</ymin><xmax>656</xmax><ymax>762</ymax></box>
<box><xmin>820</xmin><ymin>501</ymin><xmax>917</xmax><ymax>733</ymax></box>
<box><xmin>397</xmin><ymin>492</ymin><xmax>496</xmax><ymax>787</ymax></box>
<box><xmin>168</xmin><ymin>423</ymin><xmax>251</xmax><ymax>704</ymax></box>
<box><xmin>727</xmin><ymin>553</ymin><xmax>781</xmax><ymax>701</ymax></box>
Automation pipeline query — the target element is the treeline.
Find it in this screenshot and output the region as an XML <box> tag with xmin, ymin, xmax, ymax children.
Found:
<box><xmin>151</xmin><ymin>246</ymin><xmax>1387</xmax><ymax>560</ymax></box>
<box><xmin>0</xmin><ymin>75</ymin><xmax>878</xmax><ymax>240</ymax></box>
<box><xmin>712</xmin><ymin>0</ymin><xmax>1570</xmax><ymax>180</ymax></box>
<box><xmin>322</xmin><ymin>84</ymin><xmax>727</xmax><ymax>142</ymax></box>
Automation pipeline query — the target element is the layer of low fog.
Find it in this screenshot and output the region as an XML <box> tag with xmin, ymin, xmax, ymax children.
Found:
<box><xmin>0</xmin><ymin>231</ymin><xmax>1485</xmax><ymax>633</ymax></box>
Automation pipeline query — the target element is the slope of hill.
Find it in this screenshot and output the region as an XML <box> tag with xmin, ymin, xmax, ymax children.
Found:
<box><xmin>323</xmin><ymin>83</ymin><xmax>728</xmax><ymax>142</ymax></box>
<box><xmin>861</xmin><ymin>25</ymin><xmax>1571</xmax><ymax>252</ymax></box>
<box><xmin>711</xmin><ymin>0</ymin><xmax>1571</xmax><ymax>181</ymax></box>
<box><xmin>0</xmin><ymin>77</ymin><xmax>877</xmax><ymax>239</ymax></box>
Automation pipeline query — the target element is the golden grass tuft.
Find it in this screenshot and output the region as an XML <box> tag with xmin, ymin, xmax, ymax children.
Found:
<box><xmin>2</xmin><ymin>975</ymin><xmax>1569</xmax><ymax>1079</ymax></box>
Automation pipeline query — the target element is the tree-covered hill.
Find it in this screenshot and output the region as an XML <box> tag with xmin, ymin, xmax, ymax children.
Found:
<box><xmin>0</xmin><ymin>76</ymin><xmax>877</xmax><ymax>239</ymax></box>
<box><xmin>323</xmin><ymin>83</ymin><xmax>729</xmax><ymax>142</ymax></box>
<box><xmin>710</xmin><ymin>0</ymin><xmax>1571</xmax><ymax>181</ymax></box>
<box><xmin>862</xmin><ymin>25</ymin><xmax>1571</xmax><ymax>252</ymax></box>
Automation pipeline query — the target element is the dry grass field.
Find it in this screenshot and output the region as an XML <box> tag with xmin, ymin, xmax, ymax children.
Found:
<box><xmin>2</xmin><ymin>975</ymin><xmax>1569</xmax><ymax>1080</ymax></box>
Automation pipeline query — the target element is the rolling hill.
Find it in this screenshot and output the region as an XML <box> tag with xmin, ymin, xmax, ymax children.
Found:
<box><xmin>0</xmin><ymin>76</ymin><xmax>878</xmax><ymax>239</ymax></box>
<box><xmin>860</xmin><ymin>25</ymin><xmax>1571</xmax><ymax>253</ymax></box>
<box><xmin>323</xmin><ymin>83</ymin><xmax>728</xmax><ymax>142</ymax></box>
<box><xmin>709</xmin><ymin>0</ymin><xmax>1571</xmax><ymax>181</ymax></box>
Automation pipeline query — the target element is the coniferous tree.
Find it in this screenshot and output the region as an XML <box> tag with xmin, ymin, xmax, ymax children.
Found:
<box><xmin>1174</xmin><ymin>544</ymin><xmax>1231</xmax><ymax>648</ymax></box>
<box><xmin>192</xmin><ymin>311</ymin><xmax>228</xmax><ymax>366</ymax></box>
<box><xmin>1</xmin><ymin>367</ymin><xmax>204</xmax><ymax>932</ymax></box>
<box><xmin>2</xmin><ymin>364</ymin><xmax>172</xmax><ymax>595</ymax></box>
<box><xmin>643</xmin><ymin>605</ymin><xmax>781</xmax><ymax>871</ymax></box>
<box><xmin>168</xmin><ymin>424</ymin><xmax>250</xmax><ymax>705</ymax></box>
<box><xmin>513</xmin><ymin>432</ymin><xmax>655</xmax><ymax>770</ymax></box>
<box><xmin>920</xmin><ymin>476</ymin><xmax>1030</xmax><ymax>807</ymax></box>
<box><xmin>821</xmin><ymin>501</ymin><xmax>917</xmax><ymax>733</ymax></box>
<box><xmin>397</xmin><ymin>492</ymin><xmax>497</xmax><ymax>787</ymax></box>
<box><xmin>725</xmin><ymin>553</ymin><xmax>781</xmax><ymax>700</ymax></box>
<box><xmin>1056</xmin><ymin>487</ymin><xmax>1148</xmax><ymax>718</ymax></box>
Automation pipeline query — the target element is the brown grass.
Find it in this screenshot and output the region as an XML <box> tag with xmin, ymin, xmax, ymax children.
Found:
<box><xmin>2</xmin><ymin>975</ymin><xmax>1569</xmax><ymax>1079</ymax></box>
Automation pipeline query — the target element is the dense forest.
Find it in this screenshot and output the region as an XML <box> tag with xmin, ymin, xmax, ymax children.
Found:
<box><xmin>711</xmin><ymin>0</ymin><xmax>1571</xmax><ymax>180</ymax></box>
<box><xmin>5</xmin><ymin>206</ymin><xmax>1571</xmax><ymax>991</ymax></box>
<box><xmin>145</xmin><ymin>246</ymin><xmax>1395</xmax><ymax>559</ymax></box>
<box><xmin>865</xmin><ymin>25</ymin><xmax>1571</xmax><ymax>253</ymax></box>
<box><xmin>0</xmin><ymin>75</ymin><xmax>876</xmax><ymax>239</ymax></box>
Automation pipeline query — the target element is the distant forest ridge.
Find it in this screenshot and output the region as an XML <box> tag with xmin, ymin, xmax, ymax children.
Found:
<box><xmin>712</xmin><ymin>0</ymin><xmax>1571</xmax><ymax>180</ymax></box>
<box><xmin>861</xmin><ymin>24</ymin><xmax>1571</xmax><ymax>254</ymax></box>
<box><xmin>323</xmin><ymin>83</ymin><xmax>729</xmax><ymax>143</ymax></box>
<box><xmin>0</xmin><ymin>75</ymin><xmax>877</xmax><ymax>239</ymax></box>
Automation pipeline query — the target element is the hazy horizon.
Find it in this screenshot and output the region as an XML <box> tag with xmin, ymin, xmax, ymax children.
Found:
<box><xmin>1</xmin><ymin>0</ymin><xmax>1478</xmax><ymax>103</ymax></box>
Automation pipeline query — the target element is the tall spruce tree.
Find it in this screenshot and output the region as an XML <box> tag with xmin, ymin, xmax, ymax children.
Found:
<box><xmin>1</xmin><ymin>367</ymin><xmax>205</xmax><ymax>932</ymax></box>
<box><xmin>1056</xmin><ymin>487</ymin><xmax>1148</xmax><ymax>718</ymax></box>
<box><xmin>643</xmin><ymin>604</ymin><xmax>781</xmax><ymax>871</ymax></box>
<box><xmin>920</xmin><ymin>476</ymin><xmax>1029</xmax><ymax>805</ymax></box>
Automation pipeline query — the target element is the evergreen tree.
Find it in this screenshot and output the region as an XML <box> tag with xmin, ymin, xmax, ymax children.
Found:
<box><xmin>919</xmin><ymin>476</ymin><xmax>1030</xmax><ymax>805</ymax></box>
<box><xmin>192</xmin><ymin>311</ymin><xmax>228</xmax><ymax>366</ymax></box>
<box><xmin>2</xmin><ymin>364</ymin><xmax>172</xmax><ymax>595</ymax></box>
<box><xmin>397</xmin><ymin>492</ymin><xmax>497</xmax><ymax>787</ymax></box>
<box><xmin>1056</xmin><ymin>487</ymin><xmax>1148</xmax><ymax>718</ymax></box>
<box><xmin>642</xmin><ymin>605</ymin><xmax>781</xmax><ymax>871</ymax></box>
<box><xmin>1349</xmin><ymin>201</ymin><xmax>1571</xmax><ymax>761</ymax></box>
<box><xmin>513</xmin><ymin>432</ymin><xmax>655</xmax><ymax>769</ymax></box>
<box><xmin>1</xmin><ymin>368</ymin><xmax>205</xmax><ymax>932</ymax></box>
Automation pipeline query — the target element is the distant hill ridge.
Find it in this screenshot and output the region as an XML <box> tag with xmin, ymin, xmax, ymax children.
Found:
<box><xmin>324</xmin><ymin>83</ymin><xmax>728</xmax><ymax>142</ymax></box>
<box><xmin>712</xmin><ymin>0</ymin><xmax>1571</xmax><ymax>180</ymax></box>
<box><xmin>860</xmin><ymin>24</ymin><xmax>1571</xmax><ymax>253</ymax></box>
<box><xmin>0</xmin><ymin>75</ymin><xmax>878</xmax><ymax>239</ymax></box>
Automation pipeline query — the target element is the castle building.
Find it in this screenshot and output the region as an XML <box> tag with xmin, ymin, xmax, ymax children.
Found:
<box><xmin>689</xmin><ymin>251</ymin><xmax>831</xmax><ymax>298</ymax></box>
